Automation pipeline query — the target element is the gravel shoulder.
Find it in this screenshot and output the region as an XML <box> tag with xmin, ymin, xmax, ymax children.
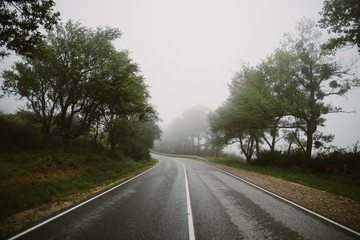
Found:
<box><xmin>203</xmin><ymin>161</ymin><xmax>360</xmax><ymax>233</ymax></box>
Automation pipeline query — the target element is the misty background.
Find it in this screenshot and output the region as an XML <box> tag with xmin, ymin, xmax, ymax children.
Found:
<box><xmin>1</xmin><ymin>0</ymin><xmax>359</xmax><ymax>148</ymax></box>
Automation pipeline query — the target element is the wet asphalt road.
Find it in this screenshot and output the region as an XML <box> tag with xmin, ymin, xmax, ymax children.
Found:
<box><xmin>10</xmin><ymin>154</ymin><xmax>359</xmax><ymax>240</ymax></box>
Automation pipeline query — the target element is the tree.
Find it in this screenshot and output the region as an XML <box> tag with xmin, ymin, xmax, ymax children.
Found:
<box><xmin>47</xmin><ymin>21</ymin><xmax>121</xmax><ymax>146</ymax></box>
<box><xmin>282</xmin><ymin>18</ymin><xmax>355</xmax><ymax>160</ymax></box>
<box><xmin>256</xmin><ymin>49</ymin><xmax>304</xmax><ymax>156</ymax></box>
<box><xmin>209</xmin><ymin>60</ymin><xmax>292</xmax><ymax>162</ymax></box>
<box><xmin>155</xmin><ymin>105</ymin><xmax>210</xmax><ymax>155</ymax></box>
<box><xmin>0</xmin><ymin>0</ymin><xmax>60</xmax><ymax>58</ymax></box>
<box><xmin>181</xmin><ymin>105</ymin><xmax>211</xmax><ymax>155</ymax></box>
<box><xmin>209</xmin><ymin>66</ymin><xmax>264</xmax><ymax>162</ymax></box>
<box><xmin>319</xmin><ymin>0</ymin><xmax>360</xmax><ymax>53</ymax></box>
<box><xmin>2</xmin><ymin>20</ymin><xmax>159</xmax><ymax>155</ymax></box>
<box><xmin>113</xmin><ymin>116</ymin><xmax>161</xmax><ymax>160</ymax></box>
<box><xmin>96</xmin><ymin>51</ymin><xmax>155</xmax><ymax>154</ymax></box>
<box><xmin>209</xmin><ymin>19</ymin><xmax>358</xmax><ymax>162</ymax></box>
<box><xmin>2</xmin><ymin>21</ymin><xmax>122</xmax><ymax>146</ymax></box>
<box><xmin>2</xmin><ymin>58</ymin><xmax>58</xmax><ymax>143</ymax></box>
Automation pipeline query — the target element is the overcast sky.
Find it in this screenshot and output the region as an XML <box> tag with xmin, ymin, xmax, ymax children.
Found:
<box><xmin>1</xmin><ymin>0</ymin><xmax>359</xmax><ymax>148</ymax></box>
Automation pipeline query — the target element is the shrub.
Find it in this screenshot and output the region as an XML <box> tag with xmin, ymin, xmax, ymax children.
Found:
<box><xmin>255</xmin><ymin>147</ymin><xmax>360</xmax><ymax>179</ymax></box>
<box><xmin>0</xmin><ymin>112</ymin><xmax>42</xmax><ymax>152</ymax></box>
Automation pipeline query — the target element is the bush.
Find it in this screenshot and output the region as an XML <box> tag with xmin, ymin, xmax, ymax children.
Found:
<box><xmin>313</xmin><ymin>149</ymin><xmax>360</xmax><ymax>177</ymax></box>
<box><xmin>119</xmin><ymin>140</ymin><xmax>150</xmax><ymax>161</ymax></box>
<box><xmin>0</xmin><ymin>112</ymin><xmax>42</xmax><ymax>152</ymax></box>
<box><xmin>255</xmin><ymin>148</ymin><xmax>360</xmax><ymax>179</ymax></box>
<box><xmin>255</xmin><ymin>150</ymin><xmax>306</xmax><ymax>168</ymax></box>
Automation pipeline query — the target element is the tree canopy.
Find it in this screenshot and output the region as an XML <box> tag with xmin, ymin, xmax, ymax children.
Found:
<box><xmin>2</xmin><ymin>20</ymin><xmax>160</xmax><ymax>159</ymax></box>
<box><xmin>0</xmin><ymin>0</ymin><xmax>60</xmax><ymax>58</ymax></box>
<box><xmin>319</xmin><ymin>0</ymin><xmax>360</xmax><ymax>53</ymax></box>
<box><xmin>209</xmin><ymin>19</ymin><xmax>357</xmax><ymax>162</ymax></box>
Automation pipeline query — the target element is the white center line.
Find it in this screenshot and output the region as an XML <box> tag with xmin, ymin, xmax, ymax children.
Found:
<box><xmin>182</xmin><ymin>163</ymin><xmax>196</xmax><ymax>240</ymax></box>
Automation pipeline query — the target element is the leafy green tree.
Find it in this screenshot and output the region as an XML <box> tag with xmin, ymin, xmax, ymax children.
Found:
<box><xmin>256</xmin><ymin>49</ymin><xmax>304</xmax><ymax>155</ymax></box>
<box><xmin>281</xmin><ymin>18</ymin><xmax>355</xmax><ymax>160</ymax></box>
<box><xmin>113</xmin><ymin>116</ymin><xmax>161</xmax><ymax>160</ymax></box>
<box><xmin>209</xmin><ymin>72</ymin><xmax>261</xmax><ymax>163</ymax></box>
<box><xmin>2</xmin><ymin>20</ymin><xmax>159</xmax><ymax>156</ymax></box>
<box><xmin>0</xmin><ymin>0</ymin><xmax>60</xmax><ymax>58</ymax></box>
<box><xmin>95</xmin><ymin>51</ymin><xmax>155</xmax><ymax>153</ymax></box>
<box><xmin>2</xmin><ymin>58</ymin><xmax>58</xmax><ymax>143</ymax></box>
<box><xmin>319</xmin><ymin>0</ymin><xmax>360</xmax><ymax>53</ymax></box>
<box><xmin>2</xmin><ymin>21</ymin><xmax>121</xmax><ymax>145</ymax></box>
<box><xmin>210</xmin><ymin>19</ymin><xmax>357</xmax><ymax>162</ymax></box>
<box><xmin>46</xmin><ymin>21</ymin><xmax>121</xmax><ymax>146</ymax></box>
<box><xmin>210</xmin><ymin>60</ymin><xmax>292</xmax><ymax>162</ymax></box>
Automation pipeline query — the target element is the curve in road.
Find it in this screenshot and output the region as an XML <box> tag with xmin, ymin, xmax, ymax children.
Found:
<box><xmin>8</xmin><ymin>154</ymin><xmax>359</xmax><ymax>240</ymax></box>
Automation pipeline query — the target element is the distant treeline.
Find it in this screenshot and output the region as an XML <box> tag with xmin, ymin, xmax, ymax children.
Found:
<box><xmin>1</xmin><ymin>21</ymin><xmax>161</xmax><ymax>160</ymax></box>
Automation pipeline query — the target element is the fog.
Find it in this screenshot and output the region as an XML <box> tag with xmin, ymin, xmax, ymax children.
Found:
<box><xmin>1</xmin><ymin>0</ymin><xmax>359</xmax><ymax>148</ymax></box>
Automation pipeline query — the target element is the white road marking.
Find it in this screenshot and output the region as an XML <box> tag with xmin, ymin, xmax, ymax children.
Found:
<box><xmin>155</xmin><ymin>152</ymin><xmax>360</xmax><ymax>237</ymax></box>
<box><xmin>8</xmin><ymin>162</ymin><xmax>159</xmax><ymax>240</ymax></box>
<box><xmin>182</xmin><ymin>163</ymin><xmax>196</xmax><ymax>240</ymax></box>
<box><xmin>210</xmin><ymin>165</ymin><xmax>360</xmax><ymax>237</ymax></box>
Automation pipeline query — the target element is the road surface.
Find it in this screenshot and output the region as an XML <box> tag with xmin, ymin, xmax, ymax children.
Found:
<box><xmin>9</xmin><ymin>154</ymin><xmax>359</xmax><ymax>239</ymax></box>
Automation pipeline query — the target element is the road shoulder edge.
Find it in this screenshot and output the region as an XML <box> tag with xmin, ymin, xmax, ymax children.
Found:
<box><xmin>151</xmin><ymin>152</ymin><xmax>360</xmax><ymax>236</ymax></box>
<box><xmin>5</xmin><ymin>159</ymin><xmax>159</xmax><ymax>240</ymax></box>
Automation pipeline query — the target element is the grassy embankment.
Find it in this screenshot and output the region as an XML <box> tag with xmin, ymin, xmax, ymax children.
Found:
<box><xmin>0</xmin><ymin>151</ymin><xmax>156</xmax><ymax>222</ymax></box>
<box><xmin>206</xmin><ymin>157</ymin><xmax>360</xmax><ymax>202</ymax></box>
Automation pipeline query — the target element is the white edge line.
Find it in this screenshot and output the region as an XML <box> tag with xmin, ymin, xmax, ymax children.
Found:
<box><xmin>8</xmin><ymin>161</ymin><xmax>159</xmax><ymax>240</ymax></box>
<box><xmin>182</xmin><ymin>163</ymin><xmax>196</xmax><ymax>240</ymax></box>
<box><xmin>208</xmin><ymin>164</ymin><xmax>360</xmax><ymax>237</ymax></box>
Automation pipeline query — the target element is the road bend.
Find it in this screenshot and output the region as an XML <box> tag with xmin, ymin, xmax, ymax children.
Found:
<box><xmin>9</xmin><ymin>154</ymin><xmax>359</xmax><ymax>240</ymax></box>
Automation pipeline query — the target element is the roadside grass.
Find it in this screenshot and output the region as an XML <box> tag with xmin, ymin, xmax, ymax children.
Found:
<box><xmin>207</xmin><ymin>157</ymin><xmax>360</xmax><ymax>202</ymax></box>
<box><xmin>0</xmin><ymin>151</ymin><xmax>156</xmax><ymax>221</ymax></box>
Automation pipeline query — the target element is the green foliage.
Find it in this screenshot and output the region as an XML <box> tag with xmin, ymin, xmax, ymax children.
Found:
<box><xmin>46</xmin><ymin>21</ymin><xmax>122</xmax><ymax>143</ymax></box>
<box><xmin>319</xmin><ymin>0</ymin><xmax>360</xmax><ymax>53</ymax></box>
<box><xmin>255</xmin><ymin>146</ymin><xmax>360</xmax><ymax>180</ymax></box>
<box><xmin>2</xmin><ymin>20</ymin><xmax>160</xmax><ymax>157</ymax></box>
<box><xmin>0</xmin><ymin>0</ymin><xmax>60</xmax><ymax>58</ymax></box>
<box><xmin>108</xmin><ymin>117</ymin><xmax>161</xmax><ymax>160</ymax></box>
<box><xmin>281</xmin><ymin>18</ymin><xmax>354</xmax><ymax>160</ymax></box>
<box><xmin>210</xmin><ymin>18</ymin><xmax>356</xmax><ymax>162</ymax></box>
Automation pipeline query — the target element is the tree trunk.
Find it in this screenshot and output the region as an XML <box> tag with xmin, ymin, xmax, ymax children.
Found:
<box><xmin>306</xmin><ymin>80</ymin><xmax>317</xmax><ymax>161</ymax></box>
<box><xmin>305</xmin><ymin>122</ymin><xmax>315</xmax><ymax>161</ymax></box>
<box><xmin>239</xmin><ymin>135</ymin><xmax>254</xmax><ymax>163</ymax></box>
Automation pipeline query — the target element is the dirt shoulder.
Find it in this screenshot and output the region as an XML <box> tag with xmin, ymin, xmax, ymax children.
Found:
<box><xmin>203</xmin><ymin>161</ymin><xmax>360</xmax><ymax>233</ymax></box>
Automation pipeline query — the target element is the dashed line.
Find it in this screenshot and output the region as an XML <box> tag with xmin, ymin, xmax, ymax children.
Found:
<box><xmin>182</xmin><ymin>163</ymin><xmax>196</xmax><ymax>240</ymax></box>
